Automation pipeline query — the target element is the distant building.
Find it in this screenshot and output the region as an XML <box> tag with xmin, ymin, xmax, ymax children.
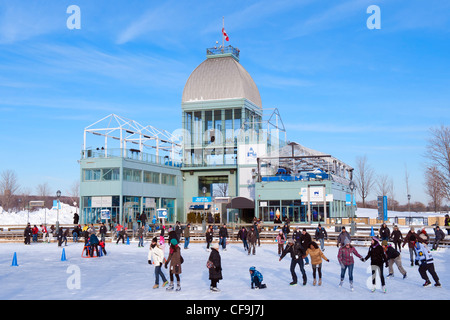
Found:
<box><xmin>79</xmin><ymin>44</ymin><xmax>356</xmax><ymax>226</ymax></box>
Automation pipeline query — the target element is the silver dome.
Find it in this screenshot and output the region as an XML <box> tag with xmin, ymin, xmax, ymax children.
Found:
<box><xmin>182</xmin><ymin>56</ymin><xmax>262</xmax><ymax>108</ymax></box>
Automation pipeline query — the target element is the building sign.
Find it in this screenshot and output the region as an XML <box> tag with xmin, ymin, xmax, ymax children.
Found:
<box><xmin>300</xmin><ymin>187</ymin><xmax>332</xmax><ymax>202</ymax></box>
<box><xmin>101</xmin><ymin>209</ymin><xmax>111</xmax><ymax>220</ymax></box>
<box><xmin>237</xmin><ymin>143</ymin><xmax>267</xmax><ymax>165</ymax></box>
<box><xmin>193</xmin><ymin>197</ymin><xmax>212</xmax><ymax>203</ymax></box>
<box><xmin>144</xmin><ymin>198</ymin><xmax>156</xmax><ymax>208</ymax></box>
<box><xmin>377</xmin><ymin>196</ymin><xmax>388</xmax><ymax>221</ymax></box>
<box><xmin>91</xmin><ymin>196</ymin><xmax>112</xmax><ymax>208</ymax></box>
<box><xmin>157</xmin><ymin>208</ymin><xmax>168</xmax><ymax>219</ymax></box>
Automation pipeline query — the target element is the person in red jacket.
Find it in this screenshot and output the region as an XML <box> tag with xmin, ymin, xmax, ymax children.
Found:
<box><xmin>32</xmin><ymin>225</ymin><xmax>39</xmax><ymax>243</ymax></box>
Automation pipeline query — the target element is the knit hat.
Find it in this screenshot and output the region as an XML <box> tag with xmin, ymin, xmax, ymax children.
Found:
<box><xmin>372</xmin><ymin>236</ymin><xmax>380</xmax><ymax>243</ymax></box>
<box><xmin>344</xmin><ymin>238</ymin><xmax>351</xmax><ymax>245</ymax></box>
<box><xmin>170</xmin><ymin>238</ymin><xmax>178</xmax><ymax>245</ymax></box>
<box><xmin>211</xmin><ymin>242</ymin><xmax>219</xmax><ymax>250</ymax></box>
<box><xmin>382</xmin><ymin>240</ymin><xmax>388</xmax><ymax>246</ymax></box>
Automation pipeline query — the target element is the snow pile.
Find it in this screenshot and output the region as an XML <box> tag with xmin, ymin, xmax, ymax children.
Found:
<box><xmin>0</xmin><ymin>204</ymin><xmax>76</xmax><ymax>226</ymax></box>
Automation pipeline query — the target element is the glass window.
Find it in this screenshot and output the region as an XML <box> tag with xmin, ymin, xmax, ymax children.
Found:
<box><xmin>123</xmin><ymin>168</ymin><xmax>142</xmax><ymax>182</ymax></box>
<box><xmin>83</xmin><ymin>169</ymin><xmax>101</xmax><ymax>181</ymax></box>
<box><xmin>144</xmin><ymin>171</ymin><xmax>160</xmax><ymax>184</ymax></box>
<box><xmin>102</xmin><ymin>168</ymin><xmax>120</xmax><ymax>181</ymax></box>
<box><xmin>161</xmin><ymin>173</ymin><xmax>176</xmax><ymax>186</ymax></box>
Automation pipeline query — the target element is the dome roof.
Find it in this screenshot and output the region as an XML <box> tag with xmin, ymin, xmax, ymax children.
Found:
<box><xmin>182</xmin><ymin>56</ymin><xmax>262</xmax><ymax>108</ymax></box>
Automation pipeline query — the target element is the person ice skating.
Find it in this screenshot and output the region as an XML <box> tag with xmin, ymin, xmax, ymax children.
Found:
<box><xmin>249</xmin><ymin>266</ymin><xmax>267</xmax><ymax>289</ymax></box>
<box><xmin>337</xmin><ymin>226</ymin><xmax>351</xmax><ymax>247</ymax></box>
<box><xmin>32</xmin><ymin>225</ymin><xmax>39</xmax><ymax>242</ymax></box>
<box><xmin>410</xmin><ymin>234</ymin><xmax>441</xmax><ymax>287</ymax></box>
<box><xmin>205</xmin><ymin>225</ymin><xmax>214</xmax><ymax>251</ymax></box>
<box><xmin>362</xmin><ymin>237</ymin><xmax>388</xmax><ymax>293</ymax></box>
<box><xmin>208</xmin><ymin>243</ymin><xmax>223</xmax><ymax>292</ymax></box>
<box><xmin>99</xmin><ymin>239</ymin><xmax>107</xmax><ymax>256</ymax></box>
<box><xmin>116</xmin><ymin>228</ymin><xmax>126</xmax><ymax>244</ymax></box>
<box><xmin>300</xmin><ymin>228</ymin><xmax>312</xmax><ymax>265</ymax></box>
<box><xmin>417</xmin><ymin>227</ymin><xmax>430</xmax><ymax>244</ymax></box>
<box><xmin>389</xmin><ymin>225</ymin><xmax>403</xmax><ymax>252</ymax></box>
<box><xmin>306</xmin><ymin>241</ymin><xmax>329</xmax><ymax>286</ymax></box>
<box><xmin>315</xmin><ymin>224</ymin><xmax>328</xmax><ymax>251</ymax></box>
<box><xmin>432</xmin><ymin>226</ymin><xmax>446</xmax><ymax>251</ymax></box>
<box><xmin>337</xmin><ymin>238</ymin><xmax>363</xmax><ymax>291</ymax></box>
<box><xmin>247</xmin><ymin>226</ymin><xmax>257</xmax><ymax>255</ymax></box>
<box><xmin>379</xmin><ymin>223</ymin><xmax>390</xmax><ymax>242</ymax></box>
<box><xmin>276</xmin><ymin>230</ymin><xmax>286</xmax><ymax>256</ymax></box>
<box><xmin>159</xmin><ymin>225</ymin><xmax>165</xmax><ymax>246</ymax></box>
<box><xmin>382</xmin><ymin>240</ymin><xmax>407</xmax><ymax>279</ymax></box>
<box><xmin>41</xmin><ymin>224</ymin><xmax>48</xmax><ymax>243</ymax></box>
<box><xmin>89</xmin><ymin>233</ymin><xmax>100</xmax><ymax>257</ymax></box>
<box><xmin>403</xmin><ymin>227</ymin><xmax>417</xmax><ymax>266</ymax></box>
<box><xmin>279</xmin><ymin>239</ymin><xmax>307</xmax><ymax>286</ymax></box>
<box><xmin>184</xmin><ymin>223</ymin><xmax>191</xmax><ymax>249</ymax></box>
<box><xmin>138</xmin><ymin>225</ymin><xmax>145</xmax><ymax>247</ymax></box>
<box><xmin>237</xmin><ymin>226</ymin><xmax>249</xmax><ymax>251</ymax></box>
<box><xmin>24</xmin><ymin>224</ymin><xmax>32</xmax><ymax>245</ymax></box>
<box><xmin>165</xmin><ymin>238</ymin><xmax>183</xmax><ymax>291</ymax></box>
<box><xmin>63</xmin><ymin>228</ymin><xmax>69</xmax><ymax>246</ymax></box>
<box><xmin>148</xmin><ymin>237</ymin><xmax>168</xmax><ymax>289</ymax></box>
<box><xmin>218</xmin><ymin>223</ymin><xmax>228</xmax><ymax>251</ymax></box>
<box><xmin>72</xmin><ymin>225</ymin><xmax>80</xmax><ymax>243</ymax></box>
<box><xmin>99</xmin><ymin>223</ymin><xmax>107</xmax><ymax>243</ymax></box>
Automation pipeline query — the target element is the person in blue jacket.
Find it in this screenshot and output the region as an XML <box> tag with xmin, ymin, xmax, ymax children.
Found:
<box><xmin>89</xmin><ymin>233</ymin><xmax>100</xmax><ymax>257</ymax></box>
<box><xmin>249</xmin><ymin>266</ymin><xmax>267</xmax><ymax>289</ymax></box>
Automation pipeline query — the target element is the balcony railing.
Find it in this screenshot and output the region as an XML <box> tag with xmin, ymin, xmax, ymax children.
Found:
<box><xmin>206</xmin><ymin>45</ymin><xmax>240</xmax><ymax>60</ymax></box>
<box><xmin>81</xmin><ymin>148</ymin><xmax>182</xmax><ymax>168</ymax></box>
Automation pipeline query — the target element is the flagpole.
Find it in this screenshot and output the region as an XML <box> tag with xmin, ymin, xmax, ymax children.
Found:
<box><xmin>222</xmin><ymin>16</ymin><xmax>225</xmax><ymax>49</ymax></box>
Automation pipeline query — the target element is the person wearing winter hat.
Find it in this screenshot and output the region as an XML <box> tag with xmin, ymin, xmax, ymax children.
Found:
<box><xmin>279</xmin><ymin>238</ymin><xmax>307</xmax><ymax>286</ymax></box>
<box><xmin>382</xmin><ymin>240</ymin><xmax>407</xmax><ymax>279</ymax></box>
<box><xmin>165</xmin><ymin>237</ymin><xmax>183</xmax><ymax>291</ymax></box>
<box><xmin>208</xmin><ymin>243</ymin><xmax>222</xmax><ymax>292</ymax></box>
<box><xmin>249</xmin><ymin>266</ymin><xmax>267</xmax><ymax>289</ymax></box>
<box><xmin>410</xmin><ymin>234</ymin><xmax>441</xmax><ymax>287</ymax></box>
<box><xmin>362</xmin><ymin>237</ymin><xmax>388</xmax><ymax>293</ymax></box>
<box><xmin>337</xmin><ymin>238</ymin><xmax>363</xmax><ymax>291</ymax></box>
<box><xmin>402</xmin><ymin>227</ymin><xmax>417</xmax><ymax>266</ymax></box>
<box><xmin>148</xmin><ymin>237</ymin><xmax>169</xmax><ymax>289</ymax></box>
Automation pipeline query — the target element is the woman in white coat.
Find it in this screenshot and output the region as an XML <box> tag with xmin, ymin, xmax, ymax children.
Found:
<box><xmin>148</xmin><ymin>237</ymin><xmax>169</xmax><ymax>289</ymax></box>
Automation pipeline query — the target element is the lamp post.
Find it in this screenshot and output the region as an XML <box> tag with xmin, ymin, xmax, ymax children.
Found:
<box><xmin>407</xmin><ymin>194</ymin><xmax>411</xmax><ymax>225</ymax></box>
<box><xmin>349</xmin><ymin>181</ymin><xmax>356</xmax><ymax>236</ymax></box>
<box><xmin>56</xmin><ymin>190</ymin><xmax>61</xmax><ymax>233</ymax></box>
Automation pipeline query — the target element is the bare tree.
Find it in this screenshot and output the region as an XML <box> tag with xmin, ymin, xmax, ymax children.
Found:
<box><xmin>425</xmin><ymin>166</ymin><xmax>445</xmax><ymax>212</ymax></box>
<box><xmin>354</xmin><ymin>155</ymin><xmax>375</xmax><ymax>207</ymax></box>
<box><xmin>376</xmin><ymin>174</ymin><xmax>391</xmax><ymax>197</ymax></box>
<box><xmin>36</xmin><ymin>182</ymin><xmax>51</xmax><ymax>198</ymax></box>
<box><xmin>425</xmin><ymin>125</ymin><xmax>450</xmax><ymax>201</ymax></box>
<box><xmin>0</xmin><ymin>169</ymin><xmax>20</xmax><ymax>212</ymax></box>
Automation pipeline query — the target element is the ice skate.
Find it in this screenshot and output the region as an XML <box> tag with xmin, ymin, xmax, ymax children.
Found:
<box><xmin>153</xmin><ymin>284</ymin><xmax>159</xmax><ymax>289</ymax></box>
<box><xmin>423</xmin><ymin>280</ymin><xmax>432</xmax><ymax>287</ymax></box>
<box><xmin>382</xmin><ymin>286</ymin><xmax>387</xmax><ymax>293</ymax></box>
<box><xmin>339</xmin><ymin>280</ymin><xmax>343</xmax><ymax>287</ymax></box>
<box><xmin>318</xmin><ymin>279</ymin><xmax>322</xmax><ymax>286</ymax></box>
<box><xmin>313</xmin><ymin>279</ymin><xmax>316</xmax><ymax>286</ymax></box>
<box><xmin>350</xmin><ymin>281</ymin><xmax>354</xmax><ymax>291</ymax></box>
<box><xmin>166</xmin><ymin>283</ymin><xmax>174</xmax><ymax>291</ymax></box>
<box><xmin>435</xmin><ymin>282</ymin><xmax>442</xmax><ymax>288</ymax></box>
<box><xmin>176</xmin><ymin>284</ymin><xmax>181</xmax><ymax>291</ymax></box>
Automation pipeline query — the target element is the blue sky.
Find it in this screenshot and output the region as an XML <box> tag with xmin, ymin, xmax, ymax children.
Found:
<box><xmin>0</xmin><ymin>0</ymin><xmax>449</xmax><ymax>205</ymax></box>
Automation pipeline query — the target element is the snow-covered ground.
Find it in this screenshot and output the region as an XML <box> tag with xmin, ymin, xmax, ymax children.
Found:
<box><xmin>0</xmin><ymin>239</ymin><xmax>447</xmax><ymax>300</ymax></box>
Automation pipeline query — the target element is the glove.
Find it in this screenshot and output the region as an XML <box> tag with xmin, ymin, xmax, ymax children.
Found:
<box><xmin>361</xmin><ymin>258</ymin><xmax>365</xmax><ymax>262</ymax></box>
<box><xmin>164</xmin><ymin>262</ymin><xmax>168</xmax><ymax>269</ymax></box>
<box><xmin>326</xmin><ymin>259</ymin><xmax>330</xmax><ymax>262</ymax></box>
<box><xmin>148</xmin><ymin>260</ymin><xmax>152</xmax><ymax>264</ymax></box>
<box><xmin>385</xmin><ymin>263</ymin><xmax>388</xmax><ymax>268</ymax></box>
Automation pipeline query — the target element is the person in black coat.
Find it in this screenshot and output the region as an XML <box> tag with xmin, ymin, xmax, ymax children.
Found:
<box><xmin>292</xmin><ymin>226</ymin><xmax>302</xmax><ymax>243</ymax></box>
<box><xmin>208</xmin><ymin>243</ymin><xmax>222</xmax><ymax>292</ymax></box>
<box><xmin>389</xmin><ymin>225</ymin><xmax>403</xmax><ymax>252</ymax></box>
<box><xmin>73</xmin><ymin>213</ymin><xmax>79</xmax><ymax>225</ymax></box>
<box><xmin>279</xmin><ymin>239</ymin><xmax>307</xmax><ymax>286</ymax></box>
<box><xmin>362</xmin><ymin>237</ymin><xmax>388</xmax><ymax>292</ymax></box>
<box><xmin>315</xmin><ymin>224</ymin><xmax>328</xmax><ymax>251</ymax></box>
<box><xmin>379</xmin><ymin>223</ymin><xmax>390</xmax><ymax>242</ymax></box>
<box><xmin>24</xmin><ymin>224</ymin><xmax>32</xmax><ymax>245</ymax></box>
<box><xmin>237</xmin><ymin>226</ymin><xmax>248</xmax><ymax>251</ymax></box>
<box><xmin>218</xmin><ymin>224</ymin><xmax>229</xmax><ymax>250</ymax></box>
<box><xmin>300</xmin><ymin>228</ymin><xmax>312</xmax><ymax>265</ymax></box>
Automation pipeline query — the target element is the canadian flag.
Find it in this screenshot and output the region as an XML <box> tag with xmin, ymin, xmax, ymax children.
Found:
<box><xmin>222</xmin><ymin>28</ymin><xmax>229</xmax><ymax>41</ymax></box>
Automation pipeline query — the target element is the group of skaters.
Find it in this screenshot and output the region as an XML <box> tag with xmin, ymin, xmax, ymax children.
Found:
<box><xmin>145</xmin><ymin>221</ymin><xmax>444</xmax><ymax>294</ymax></box>
<box><xmin>23</xmin><ymin>222</ymin><xmax>108</xmax><ymax>258</ymax></box>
